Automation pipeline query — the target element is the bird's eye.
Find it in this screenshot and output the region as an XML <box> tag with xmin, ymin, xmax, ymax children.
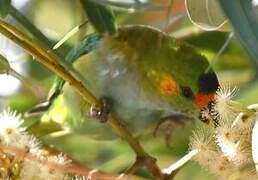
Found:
<box><xmin>181</xmin><ymin>86</ymin><xmax>194</xmax><ymax>100</ymax></box>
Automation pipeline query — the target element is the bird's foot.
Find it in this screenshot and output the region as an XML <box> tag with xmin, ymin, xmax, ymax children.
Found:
<box><xmin>153</xmin><ymin>114</ymin><xmax>192</xmax><ymax>147</ymax></box>
<box><xmin>90</xmin><ymin>97</ymin><xmax>112</xmax><ymax>123</ymax></box>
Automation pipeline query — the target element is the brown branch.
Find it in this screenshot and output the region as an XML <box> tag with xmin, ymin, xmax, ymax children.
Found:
<box><xmin>0</xmin><ymin>144</ymin><xmax>140</xmax><ymax>180</ymax></box>
<box><xmin>0</xmin><ymin>18</ymin><xmax>163</xmax><ymax>179</ymax></box>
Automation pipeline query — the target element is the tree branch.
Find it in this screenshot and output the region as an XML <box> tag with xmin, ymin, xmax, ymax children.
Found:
<box><xmin>0</xmin><ymin>144</ymin><xmax>138</xmax><ymax>180</ymax></box>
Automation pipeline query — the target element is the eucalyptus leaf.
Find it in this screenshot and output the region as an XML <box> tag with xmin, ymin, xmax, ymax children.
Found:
<box><xmin>218</xmin><ymin>0</ymin><xmax>258</xmax><ymax>73</ymax></box>
<box><xmin>80</xmin><ymin>0</ymin><xmax>116</xmax><ymax>34</ymax></box>
<box><xmin>0</xmin><ymin>54</ymin><xmax>10</xmax><ymax>74</ymax></box>
<box><xmin>53</xmin><ymin>21</ymin><xmax>88</xmax><ymax>50</ymax></box>
<box><xmin>91</xmin><ymin>0</ymin><xmax>165</xmax><ymax>12</ymax></box>
<box><xmin>0</xmin><ymin>0</ymin><xmax>11</xmax><ymax>18</ymax></box>
<box><xmin>185</xmin><ymin>0</ymin><xmax>232</xmax><ymax>31</ymax></box>
<box><xmin>65</xmin><ymin>33</ymin><xmax>101</xmax><ymax>63</ymax></box>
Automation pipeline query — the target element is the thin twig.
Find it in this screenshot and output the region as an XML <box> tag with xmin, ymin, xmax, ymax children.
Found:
<box><xmin>205</xmin><ymin>32</ymin><xmax>235</xmax><ymax>73</ymax></box>
<box><xmin>163</xmin><ymin>0</ymin><xmax>174</xmax><ymax>32</ymax></box>
<box><xmin>162</xmin><ymin>149</ymin><xmax>199</xmax><ymax>178</ymax></box>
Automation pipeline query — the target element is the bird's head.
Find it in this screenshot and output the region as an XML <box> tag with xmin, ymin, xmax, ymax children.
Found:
<box><xmin>194</xmin><ymin>72</ymin><xmax>219</xmax><ymax>124</ymax></box>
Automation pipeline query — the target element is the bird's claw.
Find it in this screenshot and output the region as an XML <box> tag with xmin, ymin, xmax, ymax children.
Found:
<box><xmin>154</xmin><ymin>114</ymin><xmax>191</xmax><ymax>147</ymax></box>
<box><xmin>90</xmin><ymin>97</ymin><xmax>112</xmax><ymax>123</ymax></box>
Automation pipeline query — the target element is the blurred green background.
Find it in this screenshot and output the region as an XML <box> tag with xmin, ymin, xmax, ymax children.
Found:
<box><xmin>1</xmin><ymin>0</ymin><xmax>257</xmax><ymax>179</ymax></box>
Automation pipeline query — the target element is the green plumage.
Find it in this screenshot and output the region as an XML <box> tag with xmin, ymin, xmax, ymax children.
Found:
<box><xmin>63</xmin><ymin>25</ymin><xmax>213</xmax><ymax>139</ymax></box>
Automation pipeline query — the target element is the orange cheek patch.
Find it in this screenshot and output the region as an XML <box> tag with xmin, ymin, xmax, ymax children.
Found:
<box><xmin>160</xmin><ymin>75</ymin><xmax>178</xmax><ymax>96</ymax></box>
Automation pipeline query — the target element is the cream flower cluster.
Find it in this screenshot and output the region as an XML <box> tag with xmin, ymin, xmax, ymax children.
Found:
<box><xmin>0</xmin><ymin>109</ymin><xmax>87</xmax><ymax>180</ymax></box>
<box><xmin>189</xmin><ymin>86</ymin><xmax>258</xmax><ymax>179</ymax></box>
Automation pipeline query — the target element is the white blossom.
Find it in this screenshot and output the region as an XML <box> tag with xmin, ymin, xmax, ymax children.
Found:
<box><xmin>0</xmin><ymin>109</ymin><xmax>76</xmax><ymax>179</ymax></box>
<box><xmin>20</xmin><ymin>154</ymin><xmax>69</xmax><ymax>180</ymax></box>
<box><xmin>188</xmin><ymin>85</ymin><xmax>258</xmax><ymax>179</ymax></box>
<box><xmin>0</xmin><ymin>109</ymin><xmax>24</xmax><ymax>138</ymax></box>
<box><xmin>214</xmin><ymin>86</ymin><xmax>242</xmax><ymax>122</ymax></box>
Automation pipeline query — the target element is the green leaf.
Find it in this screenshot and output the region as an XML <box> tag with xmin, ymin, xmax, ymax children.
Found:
<box><xmin>65</xmin><ymin>33</ymin><xmax>101</xmax><ymax>63</ymax></box>
<box><xmin>91</xmin><ymin>0</ymin><xmax>165</xmax><ymax>12</ymax></box>
<box><xmin>185</xmin><ymin>0</ymin><xmax>231</xmax><ymax>31</ymax></box>
<box><xmin>218</xmin><ymin>0</ymin><xmax>258</xmax><ymax>71</ymax></box>
<box><xmin>0</xmin><ymin>54</ymin><xmax>10</xmax><ymax>74</ymax></box>
<box><xmin>80</xmin><ymin>0</ymin><xmax>116</xmax><ymax>34</ymax></box>
<box><xmin>0</xmin><ymin>0</ymin><xmax>11</xmax><ymax>18</ymax></box>
<box><xmin>53</xmin><ymin>21</ymin><xmax>88</xmax><ymax>50</ymax></box>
